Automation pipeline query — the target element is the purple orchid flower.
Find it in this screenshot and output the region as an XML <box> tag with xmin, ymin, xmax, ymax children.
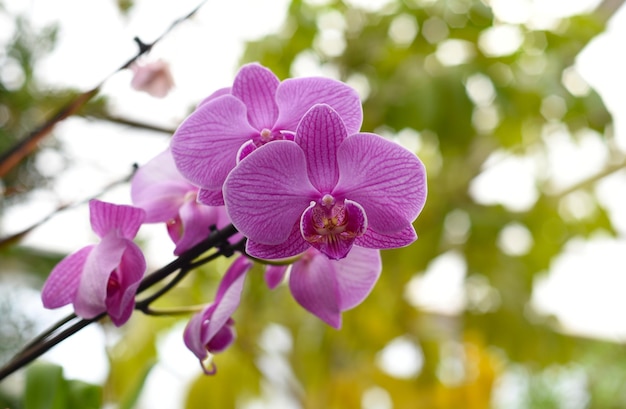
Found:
<box><xmin>170</xmin><ymin>62</ymin><xmax>363</xmax><ymax>206</ymax></box>
<box><xmin>131</xmin><ymin>149</ymin><xmax>234</xmax><ymax>255</ymax></box>
<box><xmin>223</xmin><ymin>103</ymin><xmax>427</xmax><ymax>261</ymax></box>
<box><xmin>183</xmin><ymin>255</ymin><xmax>252</xmax><ymax>374</ymax></box>
<box><xmin>265</xmin><ymin>246</ymin><xmax>381</xmax><ymax>329</ymax></box>
<box><xmin>41</xmin><ymin>200</ymin><xmax>146</xmax><ymax>326</ymax></box>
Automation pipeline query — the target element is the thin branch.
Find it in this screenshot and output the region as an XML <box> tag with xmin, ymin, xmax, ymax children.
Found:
<box><xmin>0</xmin><ymin>223</ymin><xmax>242</xmax><ymax>382</ymax></box>
<box><xmin>135</xmin><ymin>266</ymin><xmax>193</xmax><ymax>310</ymax></box>
<box><xmin>0</xmin><ymin>0</ymin><xmax>209</xmax><ymax>178</ymax></box>
<box><xmin>0</xmin><ymin>167</ymin><xmax>136</xmax><ymax>249</ymax></box>
<box><xmin>82</xmin><ymin>114</ymin><xmax>177</xmax><ymax>135</ymax></box>
<box><xmin>0</xmin><ymin>88</ymin><xmax>100</xmax><ymax>177</ymax></box>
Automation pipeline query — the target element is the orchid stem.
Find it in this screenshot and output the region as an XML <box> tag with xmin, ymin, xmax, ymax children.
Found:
<box><xmin>141</xmin><ymin>305</ymin><xmax>207</xmax><ymax>316</ymax></box>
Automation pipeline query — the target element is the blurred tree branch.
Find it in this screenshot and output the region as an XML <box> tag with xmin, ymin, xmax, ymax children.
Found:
<box><xmin>0</xmin><ymin>0</ymin><xmax>208</xmax><ymax>178</ymax></box>
<box><xmin>82</xmin><ymin>113</ymin><xmax>177</xmax><ymax>135</ymax></box>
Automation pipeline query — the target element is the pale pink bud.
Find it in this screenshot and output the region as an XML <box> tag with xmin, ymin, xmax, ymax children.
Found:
<box><xmin>130</xmin><ymin>59</ymin><xmax>174</xmax><ymax>98</ymax></box>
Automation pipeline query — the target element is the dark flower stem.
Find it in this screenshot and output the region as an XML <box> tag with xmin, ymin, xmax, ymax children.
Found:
<box><xmin>0</xmin><ymin>223</ymin><xmax>243</xmax><ymax>382</ymax></box>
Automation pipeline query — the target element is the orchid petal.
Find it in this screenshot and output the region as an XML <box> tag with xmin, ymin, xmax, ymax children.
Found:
<box><xmin>184</xmin><ymin>307</ymin><xmax>213</xmax><ymax>361</ymax></box>
<box><xmin>184</xmin><ymin>258</ymin><xmax>250</xmax><ymax>373</ymax></box>
<box><xmin>131</xmin><ymin>149</ymin><xmax>192</xmax><ymax>222</ymax></box>
<box><xmin>73</xmin><ymin>231</ymin><xmax>127</xmax><ymax>319</ymax></box>
<box><xmin>173</xmin><ymin>199</ymin><xmax>221</xmax><ymax>255</ymax></box>
<box><xmin>223</xmin><ymin>140</ymin><xmax>318</xmax><ymax>245</ymax></box>
<box><xmin>334</xmin><ymin>246</ymin><xmax>381</xmax><ymax>310</ymax></box>
<box><xmin>89</xmin><ymin>200</ymin><xmax>145</xmax><ymax>240</ymax></box>
<box><xmin>264</xmin><ymin>265</ymin><xmax>289</xmax><ymax>289</ymax></box>
<box><xmin>206</xmin><ymin>319</ymin><xmax>236</xmax><ymax>353</ymax></box>
<box><xmin>232</xmin><ymin>63</ymin><xmax>280</xmax><ymax>130</ymax></box>
<box><xmin>197</xmin><ymin>87</ymin><xmax>231</xmax><ymax>108</ymax></box>
<box><xmin>205</xmin><ymin>256</ymin><xmax>252</xmax><ymax>342</ymax></box>
<box><xmin>275</xmin><ymin>77</ymin><xmax>363</xmax><ymax>135</ymax></box>
<box><xmin>289</xmin><ymin>252</ymin><xmax>342</xmax><ymax>328</ymax></box>
<box><xmin>106</xmin><ymin>241</ymin><xmax>146</xmax><ymax>326</ymax></box>
<box><xmin>171</xmin><ymin>95</ymin><xmax>258</xmax><ymax>190</ymax></box>
<box><xmin>236</xmin><ymin>139</ymin><xmax>257</xmax><ymax>162</ymax></box>
<box><xmin>334</xmin><ymin>133</ymin><xmax>427</xmax><ymax>234</ymax></box>
<box><xmin>197</xmin><ymin>188</ymin><xmax>224</xmax><ymax>207</ymax></box>
<box><xmin>41</xmin><ymin>245</ymin><xmax>94</xmax><ymax>309</ymax></box>
<box><xmin>131</xmin><ymin>181</ymin><xmax>189</xmax><ymax>223</ymax></box>
<box><xmin>295</xmin><ymin>104</ymin><xmax>346</xmax><ymax>192</ymax></box>
<box><xmin>356</xmin><ymin>224</ymin><xmax>417</xmax><ymax>249</ymax></box>
<box><xmin>246</xmin><ymin>224</ymin><xmax>310</xmax><ymax>260</ymax></box>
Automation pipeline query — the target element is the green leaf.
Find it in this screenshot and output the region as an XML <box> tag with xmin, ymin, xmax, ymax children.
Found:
<box><xmin>66</xmin><ymin>380</ymin><xmax>102</xmax><ymax>409</ymax></box>
<box><xmin>118</xmin><ymin>360</ymin><xmax>156</xmax><ymax>409</ymax></box>
<box><xmin>24</xmin><ymin>362</ymin><xmax>68</xmax><ymax>409</ymax></box>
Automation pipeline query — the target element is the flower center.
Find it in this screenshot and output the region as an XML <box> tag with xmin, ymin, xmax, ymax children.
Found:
<box><xmin>260</xmin><ymin>128</ymin><xmax>273</xmax><ymax>143</ymax></box>
<box><xmin>256</xmin><ymin>128</ymin><xmax>294</xmax><ymax>146</ymax></box>
<box><xmin>107</xmin><ymin>271</ymin><xmax>121</xmax><ymax>297</ymax></box>
<box><xmin>310</xmin><ymin>197</ymin><xmax>347</xmax><ymax>235</ymax></box>
<box><xmin>237</xmin><ymin>129</ymin><xmax>296</xmax><ymax>162</ymax></box>
<box><xmin>300</xmin><ymin>196</ymin><xmax>368</xmax><ymax>260</ymax></box>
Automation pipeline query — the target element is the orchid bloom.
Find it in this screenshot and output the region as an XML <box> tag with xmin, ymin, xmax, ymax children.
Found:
<box><xmin>131</xmin><ymin>149</ymin><xmax>233</xmax><ymax>255</ymax></box>
<box><xmin>130</xmin><ymin>59</ymin><xmax>175</xmax><ymax>98</ymax></box>
<box><xmin>170</xmin><ymin>62</ymin><xmax>363</xmax><ymax>206</ymax></box>
<box><xmin>224</xmin><ymin>104</ymin><xmax>427</xmax><ymax>261</ymax></box>
<box><xmin>265</xmin><ymin>246</ymin><xmax>381</xmax><ymax>329</ymax></box>
<box><xmin>184</xmin><ymin>256</ymin><xmax>252</xmax><ymax>374</ymax></box>
<box><xmin>41</xmin><ymin>200</ymin><xmax>146</xmax><ymax>326</ymax></box>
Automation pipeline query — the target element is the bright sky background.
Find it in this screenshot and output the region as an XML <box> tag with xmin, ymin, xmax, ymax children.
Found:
<box><xmin>2</xmin><ymin>0</ymin><xmax>626</xmax><ymax>407</ymax></box>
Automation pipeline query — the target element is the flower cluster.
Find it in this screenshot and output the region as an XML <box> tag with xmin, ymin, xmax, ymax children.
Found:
<box><xmin>41</xmin><ymin>63</ymin><xmax>427</xmax><ymax>374</ymax></box>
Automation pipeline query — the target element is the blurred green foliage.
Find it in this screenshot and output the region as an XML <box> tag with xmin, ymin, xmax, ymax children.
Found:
<box><xmin>2</xmin><ymin>0</ymin><xmax>626</xmax><ymax>408</ymax></box>
<box><xmin>24</xmin><ymin>362</ymin><xmax>102</xmax><ymax>409</ymax></box>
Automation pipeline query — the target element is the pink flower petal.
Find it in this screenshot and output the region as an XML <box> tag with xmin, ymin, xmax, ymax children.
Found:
<box><xmin>130</xmin><ymin>60</ymin><xmax>174</xmax><ymax>98</ymax></box>
<box><xmin>289</xmin><ymin>251</ymin><xmax>342</xmax><ymax>328</ymax></box>
<box><xmin>197</xmin><ymin>188</ymin><xmax>224</xmax><ymax>207</ymax></box>
<box><xmin>295</xmin><ymin>104</ymin><xmax>346</xmax><ymax>192</ymax></box>
<box><xmin>333</xmin><ymin>133</ymin><xmax>427</xmax><ymax>234</ymax></box>
<box><xmin>89</xmin><ymin>200</ymin><xmax>145</xmax><ymax>240</ymax></box>
<box><xmin>197</xmin><ymin>87</ymin><xmax>231</xmax><ymax>107</ymax></box>
<box><xmin>184</xmin><ymin>307</ymin><xmax>211</xmax><ymax>361</ymax></box>
<box><xmin>232</xmin><ymin>63</ymin><xmax>280</xmax><ymax>130</ymax></box>
<box><xmin>106</xmin><ymin>241</ymin><xmax>146</xmax><ymax>326</ymax></box>
<box><xmin>132</xmin><ymin>181</ymin><xmax>189</xmax><ymax>223</ymax></box>
<box><xmin>275</xmin><ymin>77</ymin><xmax>363</xmax><ymax>135</ymax></box>
<box><xmin>246</xmin><ymin>225</ymin><xmax>310</xmax><ymax>260</ymax></box>
<box><xmin>131</xmin><ymin>149</ymin><xmax>192</xmax><ymax>222</ymax></box>
<box><xmin>41</xmin><ymin>245</ymin><xmax>94</xmax><ymax>309</ymax></box>
<box><xmin>206</xmin><ymin>256</ymin><xmax>252</xmax><ymax>342</ymax></box>
<box><xmin>356</xmin><ymin>224</ymin><xmax>417</xmax><ymax>249</ymax></box>
<box><xmin>223</xmin><ymin>140</ymin><xmax>318</xmax><ymax>245</ymax></box>
<box><xmin>206</xmin><ymin>319</ymin><xmax>236</xmax><ymax>353</ymax></box>
<box><xmin>264</xmin><ymin>265</ymin><xmax>288</xmax><ymax>289</ymax></box>
<box><xmin>333</xmin><ymin>246</ymin><xmax>381</xmax><ymax>311</ymax></box>
<box><xmin>171</xmin><ymin>95</ymin><xmax>258</xmax><ymax>190</ymax></box>
<box><xmin>173</xmin><ymin>199</ymin><xmax>222</xmax><ymax>255</ymax></box>
<box><xmin>73</xmin><ymin>232</ymin><xmax>127</xmax><ymax>319</ymax></box>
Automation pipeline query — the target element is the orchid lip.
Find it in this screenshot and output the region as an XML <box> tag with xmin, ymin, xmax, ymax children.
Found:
<box><xmin>301</xmin><ymin>198</ymin><xmax>368</xmax><ymax>260</ymax></box>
